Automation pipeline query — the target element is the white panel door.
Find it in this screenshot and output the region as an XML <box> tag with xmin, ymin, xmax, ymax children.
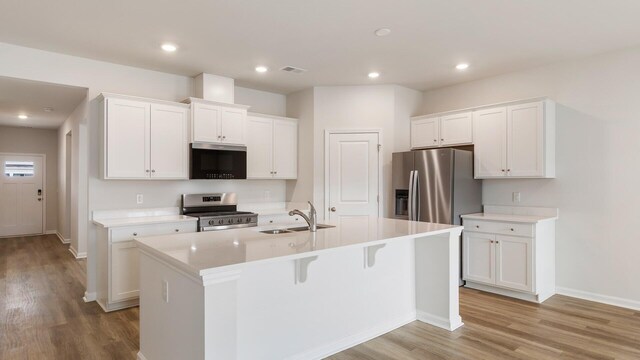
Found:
<box><xmin>106</xmin><ymin>98</ymin><xmax>150</xmax><ymax>179</ymax></box>
<box><xmin>473</xmin><ymin>107</ymin><xmax>507</xmax><ymax>178</ymax></box>
<box><xmin>495</xmin><ymin>235</ymin><xmax>533</xmax><ymax>292</ymax></box>
<box><xmin>246</xmin><ymin>115</ymin><xmax>274</xmax><ymax>179</ymax></box>
<box><xmin>411</xmin><ymin>117</ymin><xmax>439</xmax><ymax>149</ymax></box>
<box><xmin>463</xmin><ymin>232</ymin><xmax>495</xmax><ymax>285</ymax></box>
<box><xmin>0</xmin><ymin>155</ymin><xmax>44</xmax><ymax>237</ymax></box>
<box><xmin>507</xmin><ymin>102</ymin><xmax>544</xmax><ymax>177</ymax></box>
<box><xmin>192</xmin><ymin>102</ymin><xmax>221</xmax><ymax>143</ymax></box>
<box><xmin>220</xmin><ymin>108</ymin><xmax>246</xmax><ymax>145</ymax></box>
<box><xmin>327</xmin><ymin>132</ymin><xmax>379</xmax><ymax>221</ymax></box>
<box><xmin>111</xmin><ymin>241</ymin><xmax>140</xmax><ymax>301</ymax></box>
<box><xmin>273</xmin><ymin>119</ymin><xmax>298</xmax><ymax>179</ymax></box>
<box><xmin>440</xmin><ymin>111</ymin><xmax>473</xmax><ymax>146</ymax></box>
<box><xmin>150</xmin><ymin>104</ymin><xmax>188</xmax><ymax>179</ymax></box>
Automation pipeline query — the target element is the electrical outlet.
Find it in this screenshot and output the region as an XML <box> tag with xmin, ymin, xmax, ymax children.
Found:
<box><xmin>136</xmin><ymin>194</ymin><xmax>143</xmax><ymax>204</ymax></box>
<box><xmin>162</xmin><ymin>280</ymin><xmax>169</xmax><ymax>303</ymax></box>
<box><xmin>263</xmin><ymin>190</ymin><xmax>271</xmax><ymax>200</ymax></box>
<box><xmin>512</xmin><ymin>192</ymin><xmax>521</xmax><ymax>203</ymax></box>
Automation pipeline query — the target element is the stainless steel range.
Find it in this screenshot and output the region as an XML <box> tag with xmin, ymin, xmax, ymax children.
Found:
<box><xmin>182</xmin><ymin>193</ymin><xmax>258</xmax><ymax>232</ymax></box>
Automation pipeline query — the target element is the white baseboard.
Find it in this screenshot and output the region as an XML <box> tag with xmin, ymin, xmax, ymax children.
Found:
<box><xmin>556</xmin><ymin>286</ymin><xmax>640</xmax><ymax>311</ymax></box>
<box><xmin>69</xmin><ymin>246</ymin><xmax>87</xmax><ymax>259</ymax></box>
<box><xmin>416</xmin><ymin>311</ymin><xmax>463</xmax><ymax>331</ymax></box>
<box><xmin>288</xmin><ymin>312</ymin><xmax>417</xmax><ymax>360</ymax></box>
<box><xmin>55</xmin><ymin>232</ymin><xmax>70</xmax><ymax>244</ymax></box>
<box><xmin>465</xmin><ymin>282</ymin><xmax>543</xmax><ymax>303</ymax></box>
<box><xmin>137</xmin><ymin>352</ymin><xmax>148</xmax><ymax>360</ymax></box>
<box><xmin>83</xmin><ymin>291</ymin><xmax>97</xmax><ymax>302</ymax></box>
<box><xmin>45</xmin><ymin>230</ymin><xmax>57</xmax><ymax>235</ymax></box>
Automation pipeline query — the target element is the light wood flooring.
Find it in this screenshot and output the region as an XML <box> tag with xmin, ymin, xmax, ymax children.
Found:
<box><xmin>2</xmin><ymin>234</ymin><xmax>640</xmax><ymax>359</ymax></box>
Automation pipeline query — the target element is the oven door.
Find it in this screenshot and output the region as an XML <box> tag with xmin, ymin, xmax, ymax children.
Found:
<box><xmin>190</xmin><ymin>143</ymin><xmax>247</xmax><ymax>179</ymax></box>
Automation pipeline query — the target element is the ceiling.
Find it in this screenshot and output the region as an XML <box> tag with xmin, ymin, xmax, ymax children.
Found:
<box><xmin>1</xmin><ymin>0</ymin><xmax>640</xmax><ymax>94</ymax></box>
<box><xmin>0</xmin><ymin>77</ymin><xmax>87</xmax><ymax>129</ymax></box>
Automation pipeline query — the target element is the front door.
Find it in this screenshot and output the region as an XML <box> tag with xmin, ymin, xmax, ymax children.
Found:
<box><xmin>0</xmin><ymin>154</ymin><xmax>44</xmax><ymax>237</ymax></box>
<box><xmin>326</xmin><ymin>132</ymin><xmax>380</xmax><ymax>222</ymax></box>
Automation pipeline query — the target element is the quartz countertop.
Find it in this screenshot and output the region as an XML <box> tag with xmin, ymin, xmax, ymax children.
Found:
<box><xmin>461</xmin><ymin>213</ymin><xmax>558</xmax><ymax>223</ymax></box>
<box><xmin>135</xmin><ymin>217</ymin><xmax>461</xmax><ymax>277</ymax></box>
<box><xmin>92</xmin><ymin>215</ymin><xmax>197</xmax><ymax>228</ymax></box>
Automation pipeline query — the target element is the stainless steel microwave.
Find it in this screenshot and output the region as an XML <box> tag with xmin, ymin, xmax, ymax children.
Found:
<box><xmin>190</xmin><ymin>143</ymin><xmax>247</xmax><ymax>179</ymax></box>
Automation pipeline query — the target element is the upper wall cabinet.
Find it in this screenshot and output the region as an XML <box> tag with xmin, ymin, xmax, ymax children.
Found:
<box><xmin>99</xmin><ymin>93</ymin><xmax>189</xmax><ymax>180</ymax></box>
<box><xmin>473</xmin><ymin>99</ymin><xmax>555</xmax><ymax>179</ymax></box>
<box><xmin>410</xmin><ymin>111</ymin><xmax>472</xmax><ymax>149</ymax></box>
<box><xmin>186</xmin><ymin>98</ymin><xmax>250</xmax><ymax>145</ymax></box>
<box><xmin>246</xmin><ymin>113</ymin><xmax>298</xmax><ymax>179</ymax></box>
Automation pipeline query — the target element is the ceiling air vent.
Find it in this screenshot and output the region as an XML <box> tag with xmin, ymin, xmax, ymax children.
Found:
<box><xmin>280</xmin><ymin>66</ymin><xmax>308</xmax><ymax>74</ymax></box>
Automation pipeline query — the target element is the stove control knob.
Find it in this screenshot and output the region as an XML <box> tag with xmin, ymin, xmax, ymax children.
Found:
<box><xmin>227</xmin><ymin>219</ymin><xmax>233</xmax><ymax>224</ymax></box>
<box><xmin>237</xmin><ymin>218</ymin><xmax>242</xmax><ymax>223</ymax></box>
<box><xmin>218</xmin><ymin>219</ymin><xmax>224</xmax><ymax>225</ymax></box>
<box><xmin>208</xmin><ymin>220</ymin><xmax>215</xmax><ymax>225</ymax></box>
<box><xmin>246</xmin><ymin>217</ymin><xmax>252</xmax><ymax>223</ymax></box>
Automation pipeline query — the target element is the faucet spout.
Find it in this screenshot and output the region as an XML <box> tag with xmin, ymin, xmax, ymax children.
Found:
<box><xmin>288</xmin><ymin>201</ymin><xmax>318</xmax><ymax>232</ymax></box>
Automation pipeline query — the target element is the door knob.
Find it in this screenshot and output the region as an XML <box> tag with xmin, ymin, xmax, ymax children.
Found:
<box><xmin>37</xmin><ymin>198</ymin><xmax>42</xmax><ymax>201</ymax></box>
<box><xmin>330</xmin><ymin>207</ymin><xmax>336</xmax><ymax>212</ymax></box>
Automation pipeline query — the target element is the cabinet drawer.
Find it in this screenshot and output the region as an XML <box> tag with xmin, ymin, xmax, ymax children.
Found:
<box><xmin>110</xmin><ymin>221</ymin><xmax>197</xmax><ymax>242</ymax></box>
<box><xmin>463</xmin><ymin>219</ymin><xmax>533</xmax><ymax>237</ymax></box>
<box><xmin>257</xmin><ymin>214</ymin><xmax>305</xmax><ymax>226</ymax></box>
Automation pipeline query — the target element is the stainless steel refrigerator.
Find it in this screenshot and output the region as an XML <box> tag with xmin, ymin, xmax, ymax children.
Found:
<box><xmin>392</xmin><ymin>148</ymin><xmax>482</xmax><ymax>225</ymax></box>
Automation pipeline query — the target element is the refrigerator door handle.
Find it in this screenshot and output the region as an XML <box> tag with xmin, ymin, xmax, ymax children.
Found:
<box><xmin>408</xmin><ymin>171</ymin><xmax>414</xmax><ymax>221</ymax></box>
<box><xmin>413</xmin><ymin>170</ymin><xmax>420</xmax><ymax>221</ymax></box>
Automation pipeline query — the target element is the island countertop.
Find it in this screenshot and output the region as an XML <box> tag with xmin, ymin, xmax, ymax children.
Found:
<box><xmin>135</xmin><ymin>217</ymin><xmax>462</xmax><ymax>277</ymax></box>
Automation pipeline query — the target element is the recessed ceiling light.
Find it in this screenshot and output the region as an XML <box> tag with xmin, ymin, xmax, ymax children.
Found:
<box><xmin>456</xmin><ymin>63</ymin><xmax>469</xmax><ymax>70</ymax></box>
<box><xmin>368</xmin><ymin>72</ymin><xmax>380</xmax><ymax>79</ymax></box>
<box><xmin>374</xmin><ymin>28</ymin><xmax>391</xmax><ymax>37</ymax></box>
<box><xmin>18</xmin><ymin>114</ymin><xmax>28</xmax><ymax>120</ymax></box>
<box><xmin>255</xmin><ymin>66</ymin><xmax>268</xmax><ymax>73</ymax></box>
<box><xmin>161</xmin><ymin>43</ymin><xmax>177</xmax><ymax>52</ymax></box>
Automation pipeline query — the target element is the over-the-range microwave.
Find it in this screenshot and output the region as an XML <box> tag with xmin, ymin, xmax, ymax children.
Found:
<box><xmin>190</xmin><ymin>143</ymin><xmax>247</xmax><ymax>180</ymax></box>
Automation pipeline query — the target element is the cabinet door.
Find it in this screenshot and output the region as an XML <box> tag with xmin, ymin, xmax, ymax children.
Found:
<box><xmin>463</xmin><ymin>232</ymin><xmax>495</xmax><ymax>285</ymax></box>
<box><xmin>440</xmin><ymin>112</ymin><xmax>473</xmax><ymax>146</ymax></box>
<box><xmin>110</xmin><ymin>241</ymin><xmax>139</xmax><ymax>302</ymax></box>
<box><xmin>273</xmin><ymin>119</ymin><xmax>298</xmax><ymax>179</ymax></box>
<box><xmin>411</xmin><ymin>117</ymin><xmax>439</xmax><ymax>149</ymax></box>
<box><xmin>220</xmin><ymin>108</ymin><xmax>246</xmax><ymax>145</ymax></box>
<box><xmin>507</xmin><ymin>102</ymin><xmax>544</xmax><ymax>177</ymax></box>
<box><xmin>495</xmin><ymin>235</ymin><xmax>533</xmax><ymax>292</ymax></box>
<box><xmin>246</xmin><ymin>115</ymin><xmax>274</xmax><ymax>179</ymax></box>
<box><xmin>473</xmin><ymin>107</ymin><xmax>507</xmax><ymax>178</ymax></box>
<box><xmin>192</xmin><ymin>102</ymin><xmax>221</xmax><ymax>143</ymax></box>
<box><xmin>150</xmin><ymin>104</ymin><xmax>188</xmax><ymax>179</ymax></box>
<box><xmin>105</xmin><ymin>98</ymin><xmax>150</xmax><ymax>179</ymax></box>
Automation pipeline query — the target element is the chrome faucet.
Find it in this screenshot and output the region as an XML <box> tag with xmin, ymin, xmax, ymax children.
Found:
<box><xmin>289</xmin><ymin>201</ymin><xmax>317</xmax><ymax>232</ymax></box>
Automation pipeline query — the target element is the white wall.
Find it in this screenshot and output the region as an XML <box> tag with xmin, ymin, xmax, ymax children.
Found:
<box><xmin>0</xmin><ymin>42</ymin><xmax>289</xmax><ymax>298</ymax></box>
<box><xmin>0</xmin><ymin>126</ymin><xmax>58</xmax><ymax>232</ymax></box>
<box><xmin>285</xmin><ymin>88</ymin><xmax>315</xmax><ymax>203</ymax></box>
<box><xmin>236</xmin><ymin>86</ymin><xmax>286</xmax><ymax>116</ymax></box>
<box><xmin>422</xmin><ymin>46</ymin><xmax>640</xmax><ymax>305</ymax></box>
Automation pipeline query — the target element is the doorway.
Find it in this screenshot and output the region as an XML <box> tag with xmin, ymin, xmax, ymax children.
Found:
<box><xmin>0</xmin><ymin>153</ymin><xmax>45</xmax><ymax>237</ymax></box>
<box><xmin>324</xmin><ymin>130</ymin><xmax>382</xmax><ymax>221</ymax></box>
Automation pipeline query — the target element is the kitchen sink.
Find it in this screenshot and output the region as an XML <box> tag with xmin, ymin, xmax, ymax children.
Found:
<box><xmin>287</xmin><ymin>224</ymin><xmax>336</xmax><ymax>232</ymax></box>
<box><xmin>260</xmin><ymin>229</ymin><xmax>293</xmax><ymax>235</ymax></box>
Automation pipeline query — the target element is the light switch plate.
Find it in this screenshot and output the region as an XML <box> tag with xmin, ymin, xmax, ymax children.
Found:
<box><xmin>136</xmin><ymin>194</ymin><xmax>143</xmax><ymax>204</ymax></box>
<box><xmin>512</xmin><ymin>192</ymin><xmax>521</xmax><ymax>203</ymax></box>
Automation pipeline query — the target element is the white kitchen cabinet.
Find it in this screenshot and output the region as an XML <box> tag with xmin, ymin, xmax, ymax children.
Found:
<box><xmin>100</xmin><ymin>93</ymin><xmax>189</xmax><ymax>180</ymax></box>
<box><xmin>411</xmin><ymin>112</ymin><xmax>472</xmax><ymax>149</ymax></box>
<box><xmin>461</xmin><ymin>211</ymin><xmax>556</xmax><ymax>303</ymax></box>
<box><xmin>473</xmin><ymin>99</ymin><xmax>555</xmax><ymax>179</ymax></box>
<box><xmin>96</xmin><ymin>219</ymin><xmax>197</xmax><ymax>312</ymax></box>
<box><xmin>187</xmin><ymin>98</ymin><xmax>250</xmax><ymax>145</ymax></box>
<box><xmin>247</xmin><ymin>113</ymin><xmax>298</xmax><ymax>179</ymax></box>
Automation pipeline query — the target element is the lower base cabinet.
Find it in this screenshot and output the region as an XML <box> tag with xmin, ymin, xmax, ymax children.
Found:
<box><xmin>462</xmin><ymin>216</ymin><xmax>556</xmax><ymax>303</ymax></box>
<box><xmin>96</xmin><ymin>220</ymin><xmax>197</xmax><ymax>312</ymax></box>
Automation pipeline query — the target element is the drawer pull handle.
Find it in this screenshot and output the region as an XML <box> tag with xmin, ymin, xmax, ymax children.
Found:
<box><xmin>175</xmin><ymin>229</ymin><xmax>179</xmax><ymax>232</ymax></box>
<box><xmin>133</xmin><ymin>232</ymin><xmax>138</xmax><ymax>236</ymax></box>
<box><xmin>496</xmin><ymin>241</ymin><xmax>500</xmax><ymax>244</ymax></box>
<box><xmin>510</xmin><ymin>228</ymin><xmax>514</xmax><ymax>231</ymax></box>
<box><xmin>490</xmin><ymin>240</ymin><xmax>494</xmax><ymax>244</ymax></box>
<box><xmin>269</xmin><ymin>220</ymin><xmax>274</xmax><ymax>223</ymax></box>
<box><xmin>475</xmin><ymin>225</ymin><xmax>480</xmax><ymax>229</ymax></box>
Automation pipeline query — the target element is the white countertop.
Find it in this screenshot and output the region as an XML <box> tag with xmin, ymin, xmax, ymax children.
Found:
<box><xmin>92</xmin><ymin>215</ymin><xmax>197</xmax><ymax>228</ymax></box>
<box><xmin>135</xmin><ymin>217</ymin><xmax>462</xmax><ymax>277</ymax></box>
<box><xmin>461</xmin><ymin>213</ymin><xmax>558</xmax><ymax>223</ymax></box>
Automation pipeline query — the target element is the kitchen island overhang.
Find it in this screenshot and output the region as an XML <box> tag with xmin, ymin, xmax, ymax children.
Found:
<box><xmin>135</xmin><ymin>217</ymin><xmax>463</xmax><ymax>360</ymax></box>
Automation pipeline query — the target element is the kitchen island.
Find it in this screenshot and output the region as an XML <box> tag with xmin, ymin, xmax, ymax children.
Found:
<box><xmin>134</xmin><ymin>217</ymin><xmax>463</xmax><ymax>360</ymax></box>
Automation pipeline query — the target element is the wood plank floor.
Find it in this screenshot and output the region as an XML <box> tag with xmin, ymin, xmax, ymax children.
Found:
<box><xmin>2</xmin><ymin>235</ymin><xmax>639</xmax><ymax>359</ymax></box>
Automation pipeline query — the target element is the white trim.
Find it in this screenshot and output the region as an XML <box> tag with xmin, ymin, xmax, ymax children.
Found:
<box><xmin>556</xmin><ymin>286</ymin><xmax>640</xmax><ymax>311</ymax></box>
<box><xmin>287</xmin><ymin>312</ymin><xmax>416</xmax><ymax>360</ymax></box>
<box><xmin>83</xmin><ymin>291</ymin><xmax>97</xmax><ymax>302</ymax></box>
<box><xmin>0</xmin><ymin>152</ymin><xmax>46</xmax><ymax>236</ymax></box>
<box><xmin>464</xmin><ymin>282</ymin><xmax>544</xmax><ymax>303</ymax></box>
<box><xmin>323</xmin><ymin>129</ymin><xmax>384</xmax><ymax>221</ymax></box>
<box><xmin>416</xmin><ymin>310</ymin><xmax>464</xmax><ymax>331</ymax></box>
<box><xmin>69</xmin><ymin>246</ymin><xmax>87</xmax><ymax>259</ymax></box>
<box><xmin>55</xmin><ymin>231</ymin><xmax>70</xmax><ymax>244</ymax></box>
<box><xmin>137</xmin><ymin>351</ymin><xmax>149</xmax><ymax>360</ymax></box>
